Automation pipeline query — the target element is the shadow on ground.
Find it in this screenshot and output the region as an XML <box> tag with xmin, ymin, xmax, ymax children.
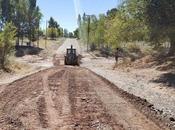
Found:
<box><xmin>152</xmin><ymin>55</ymin><xmax>175</xmax><ymax>71</ymax></box>
<box><xmin>15</xmin><ymin>45</ymin><xmax>43</xmax><ymax>57</ymax></box>
<box><xmin>152</xmin><ymin>72</ymin><xmax>175</xmax><ymax>88</ymax></box>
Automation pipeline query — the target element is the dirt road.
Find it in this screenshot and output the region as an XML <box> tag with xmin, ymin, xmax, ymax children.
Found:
<box><xmin>56</xmin><ymin>39</ymin><xmax>81</xmax><ymax>56</ymax></box>
<box><xmin>0</xmin><ymin>39</ymin><xmax>171</xmax><ymax>130</ymax></box>
<box><xmin>0</xmin><ymin>66</ymin><xmax>168</xmax><ymax>130</ymax></box>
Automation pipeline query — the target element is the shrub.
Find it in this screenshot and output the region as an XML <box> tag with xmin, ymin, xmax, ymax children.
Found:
<box><xmin>90</xmin><ymin>43</ymin><xmax>97</xmax><ymax>51</ymax></box>
<box><xmin>127</xmin><ymin>43</ymin><xmax>141</xmax><ymax>53</ymax></box>
<box><xmin>0</xmin><ymin>23</ymin><xmax>16</xmax><ymax>70</ymax></box>
<box><xmin>100</xmin><ymin>46</ymin><xmax>113</xmax><ymax>57</ymax></box>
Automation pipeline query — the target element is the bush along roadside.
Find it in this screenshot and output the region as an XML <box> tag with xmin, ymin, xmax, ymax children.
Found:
<box><xmin>0</xmin><ymin>22</ymin><xmax>16</xmax><ymax>71</ymax></box>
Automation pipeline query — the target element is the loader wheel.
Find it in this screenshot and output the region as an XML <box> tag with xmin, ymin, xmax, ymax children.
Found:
<box><xmin>76</xmin><ymin>59</ymin><xmax>80</xmax><ymax>66</ymax></box>
<box><xmin>64</xmin><ymin>58</ymin><xmax>67</xmax><ymax>65</ymax></box>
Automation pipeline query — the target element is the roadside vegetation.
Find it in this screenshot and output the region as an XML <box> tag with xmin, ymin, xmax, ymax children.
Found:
<box><xmin>47</xmin><ymin>17</ymin><xmax>64</xmax><ymax>40</ymax></box>
<box><xmin>47</xmin><ymin>17</ymin><xmax>77</xmax><ymax>39</ymax></box>
<box><xmin>0</xmin><ymin>0</ymin><xmax>43</xmax><ymax>70</ymax></box>
<box><xmin>77</xmin><ymin>0</ymin><xmax>175</xmax><ymax>65</ymax></box>
<box><xmin>0</xmin><ymin>0</ymin><xmax>70</xmax><ymax>71</ymax></box>
<box><xmin>0</xmin><ymin>23</ymin><xmax>16</xmax><ymax>70</ymax></box>
<box><xmin>0</xmin><ymin>0</ymin><xmax>42</xmax><ymax>46</ymax></box>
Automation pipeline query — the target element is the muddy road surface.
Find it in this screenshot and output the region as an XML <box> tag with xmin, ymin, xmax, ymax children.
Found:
<box><xmin>0</xmin><ymin>66</ymin><xmax>169</xmax><ymax>130</ymax></box>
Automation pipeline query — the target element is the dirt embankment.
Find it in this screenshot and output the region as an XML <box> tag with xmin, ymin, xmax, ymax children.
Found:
<box><xmin>0</xmin><ymin>66</ymin><xmax>171</xmax><ymax>130</ymax></box>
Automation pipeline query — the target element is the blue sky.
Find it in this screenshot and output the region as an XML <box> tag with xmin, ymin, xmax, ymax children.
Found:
<box><xmin>37</xmin><ymin>0</ymin><xmax>119</xmax><ymax>32</ymax></box>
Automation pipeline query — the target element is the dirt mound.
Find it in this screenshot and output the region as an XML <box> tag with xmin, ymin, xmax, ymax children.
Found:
<box><xmin>117</xmin><ymin>54</ymin><xmax>175</xmax><ymax>72</ymax></box>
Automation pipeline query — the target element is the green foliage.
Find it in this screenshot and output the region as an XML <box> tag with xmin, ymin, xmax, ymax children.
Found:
<box><xmin>48</xmin><ymin>17</ymin><xmax>59</xmax><ymax>29</ymax></box>
<box><xmin>127</xmin><ymin>43</ymin><xmax>141</xmax><ymax>53</ymax></box>
<box><xmin>78</xmin><ymin>14</ymin><xmax>106</xmax><ymax>49</ymax></box>
<box><xmin>95</xmin><ymin>14</ymin><xmax>105</xmax><ymax>46</ymax></box>
<box><xmin>27</xmin><ymin>0</ymin><xmax>42</xmax><ymax>43</ymax></box>
<box><xmin>47</xmin><ymin>27</ymin><xmax>58</xmax><ymax>40</ymax></box>
<box><xmin>0</xmin><ymin>0</ymin><xmax>42</xmax><ymax>45</ymax></box>
<box><xmin>78</xmin><ymin>0</ymin><xmax>149</xmax><ymax>53</ymax></box>
<box><xmin>78</xmin><ymin>0</ymin><xmax>175</xmax><ymax>55</ymax></box>
<box><xmin>146</xmin><ymin>0</ymin><xmax>175</xmax><ymax>55</ymax></box>
<box><xmin>106</xmin><ymin>8</ymin><xmax>118</xmax><ymax>19</ymax></box>
<box><xmin>73</xmin><ymin>28</ymin><xmax>79</xmax><ymax>39</ymax></box>
<box><xmin>68</xmin><ymin>32</ymin><xmax>74</xmax><ymax>38</ymax></box>
<box><xmin>63</xmin><ymin>29</ymin><xmax>69</xmax><ymax>38</ymax></box>
<box><xmin>0</xmin><ymin>22</ymin><xmax>16</xmax><ymax>69</ymax></box>
<box><xmin>59</xmin><ymin>28</ymin><xmax>64</xmax><ymax>37</ymax></box>
<box><xmin>105</xmin><ymin>0</ymin><xmax>149</xmax><ymax>47</ymax></box>
<box><xmin>47</xmin><ymin>17</ymin><xmax>63</xmax><ymax>39</ymax></box>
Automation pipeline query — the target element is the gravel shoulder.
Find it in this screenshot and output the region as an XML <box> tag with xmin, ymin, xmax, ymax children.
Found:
<box><xmin>81</xmin><ymin>53</ymin><xmax>175</xmax><ymax>127</ymax></box>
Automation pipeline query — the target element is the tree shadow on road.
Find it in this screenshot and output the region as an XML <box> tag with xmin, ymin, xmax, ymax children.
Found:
<box><xmin>15</xmin><ymin>45</ymin><xmax>43</xmax><ymax>57</ymax></box>
<box><xmin>152</xmin><ymin>72</ymin><xmax>175</xmax><ymax>88</ymax></box>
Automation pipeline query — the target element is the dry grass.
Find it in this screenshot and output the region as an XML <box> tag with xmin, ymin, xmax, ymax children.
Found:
<box><xmin>34</xmin><ymin>38</ymin><xmax>64</xmax><ymax>49</ymax></box>
<box><xmin>7</xmin><ymin>56</ymin><xmax>32</xmax><ymax>74</ymax></box>
<box><xmin>10</xmin><ymin>38</ymin><xmax>65</xmax><ymax>73</ymax></box>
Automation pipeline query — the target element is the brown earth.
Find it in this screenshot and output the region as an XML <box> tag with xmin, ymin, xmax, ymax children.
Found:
<box><xmin>0</xmin><ymin>66</ymin><xmax>170</xmax><ymax>130</ymax></box>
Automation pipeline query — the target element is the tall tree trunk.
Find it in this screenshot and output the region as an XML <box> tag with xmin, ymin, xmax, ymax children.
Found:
<box><xmin>21</xmin><ymin>33</ymin><xmax>24</xmax><ymax>46</ymax></box>
<box><xmin>0</xmin><ymin>48</ymin><xmax>3</xmax><ymax>69</ymax></box>
<box><xmin>16</xmin><ymin>36</ymin><xmax>20</xmax><ymax>46</ymax></box>
<box><xmin>16</xmin><ymin>28</ymin><xmax>20</xmax><ymax>46</ymax></box>
<box><xmin>29</xmin><ymin>27</ymin><xmax>32</xmax><ymax>46</ymax></box>
<box><xmin>37</xmin><ymin>24</ymin><xmax>39</xmax><ymax>47</ymax></box>
<box><xmin>28</xmin><ymin>15</ymin><xmax>32</xmax><ymax>46</ymax></box>
<box><xmin>168</xmin><ymin>39</ymin><xmax>175</xmax><ymax>56</ymax></box>
<box><xmin>1</xmin><ymin>46</ymin><xmax>6</xmax><ymax>69</ymax></box>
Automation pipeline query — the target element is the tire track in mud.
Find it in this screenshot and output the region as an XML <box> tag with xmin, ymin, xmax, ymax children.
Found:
<box><xmin>37</xmin><ymin>96</ymin><xmax>48</xmax><ymax>128</ymax></box>
<box><xmin>68</xmin><ymin>68</ymin><xmax>124</xmax><ymax>130</ymax></box>
<box><xmin>42</xmin><ymin>74</ymin><xmax>58</xmax><ymax>128</ymax></box>
<box><xmin>48</xmin><ymin>69</ymin><xmax>73</xmax><ymax>129</ymax></box>
<box><xmin>39</xmin><ymin>69</ymin><xmax>66</xmax><ymax>129</ymax></box>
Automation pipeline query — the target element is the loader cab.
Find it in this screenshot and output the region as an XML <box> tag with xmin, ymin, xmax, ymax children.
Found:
<box><xmin>65</xmin><ymin>45</ymin><xmax>80</xmax><ymax>66</ymax></box>
<box><xmin>67</xmin><ymin>45</ymin><xmax>76</xmax><ymax>55</ymax></box>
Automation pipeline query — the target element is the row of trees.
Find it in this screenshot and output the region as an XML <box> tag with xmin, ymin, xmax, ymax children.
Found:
<box><xmin>47</xmin><ymin>17</ymin><xmax>63</xmax><ymax>39</ymax></box>
<box><xmin>78</xmin><ymin>0</ymin><xmax>175</xmax><ymax>55</ymax></box>
<box><xmin>0</xmin><ymin>0</ymin><xmax>42</xmax><ymax>69</ymax></box>
<box><xmin>0</xmin><ymin>0</ymin><xmax>42</xmax><ymax>45</ymax></box>
<box><xmin>47</xmin><ymin>17</ymin><xmax>76</xmax><ymax>39</ymax></box>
